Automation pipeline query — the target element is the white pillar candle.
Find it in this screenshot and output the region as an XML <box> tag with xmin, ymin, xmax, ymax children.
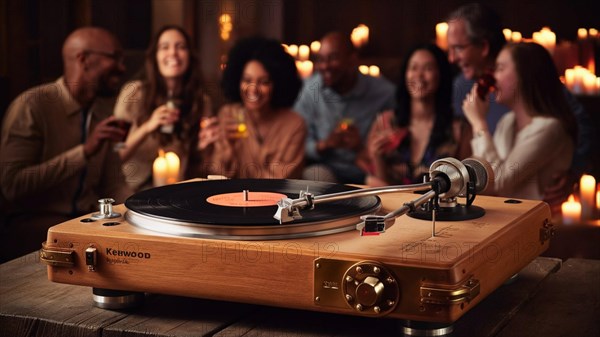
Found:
<box><xmin>561</xmin><ymin>194</ymin><xmax>581</xmax><ymax>225</ymax></box>
<box><xmin>165</xmin><ymin>151</ymin><xmax>180</xmax><ymax>184</ymax></box>
<box><xmin>436</xmin><ymin>22</ymin><xmax>448</xmax><ymax>51</ymax></box>
<box><xmin>153</xmin><ymin>150</ymin><xmax>168</xmax><ymax>187</ymax></box>
<box><xmin>580</xmin><ymin>175</ymin><xmax>596</xmax><ymax>220</ymax></box>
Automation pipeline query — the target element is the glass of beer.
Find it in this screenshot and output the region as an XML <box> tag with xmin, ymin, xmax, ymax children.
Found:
<box><xmin>225</xmin><ymin>109</ymin><xmax>248</xmax><ymax>139</ymax></box>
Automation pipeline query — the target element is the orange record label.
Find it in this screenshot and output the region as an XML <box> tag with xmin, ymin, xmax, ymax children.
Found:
<box><xmin>206</xmin><ymin>191</ymin><xmax>287</xmax><ymax>207</ymax></box>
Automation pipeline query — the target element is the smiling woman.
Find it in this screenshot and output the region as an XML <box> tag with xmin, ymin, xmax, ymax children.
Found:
<box><xmin>112</xmin><ymin>25</ymin><xmax>213</xmax><ymax>192</ymax></box>
<box><xmin>197</xmin><ymin>37</ymin><xmax>306</xmax><ymax>179</ymax></box>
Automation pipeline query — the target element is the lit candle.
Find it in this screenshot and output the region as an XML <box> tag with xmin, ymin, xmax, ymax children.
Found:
<box><xmin>368</xmin><ymin>65</ymin><xmax>380</xmax><ymax>77</ymax></box>
<box><xmin>577</xmin><ymin>28</ymin><xmax>588</xmax><ymax>40</ymax></box>
<box><xmin>589</xmin><ymin>28</ymin><xmax>598</xmax><ymax>38</ymax></box>
<box><xmin>573</xmin><ymin>66</ymin><xmax>586</xmax><ymax>94</ymax></box>
<box><xmin>153</xmin><ymin>150</ymin><xmax>168</xmax><ymax>187</ymax></box>
<box><xmin>597</xmin><ymin>189</ymin><xmax>600</xmax><ymax>218</ymax></box>
<box><xmin>586</xmin><ymin>56</ymin><xmax>596</xmax><ymax>76</ymax></box>
<box><xmin>298</xmin><ymin>45</ymin><xmax>310</xmax><ymax>61</ymax></box>
<box><xmin>542</xmin><ymin>27</ymin><xmax>556</xmax><ymax>53</ymax></box>
<box><xmin>533</xmin><ymin>27</ymin><xmax>555</xmax><ymax>53</ymax></box>
<box><xmin>351</xmin><ymin>24</ymin><xmax>369</xmax><ymax>48</ymax></box>
<box><xmin>561</xmin><ymin>194</ymin><xmax>581</xmax><ymax>225</ymax></box>
<box><xmin>358</xmin><ymin>65</ymin><xmax>369</xmax><ymax>75</ymax></box>
<box><xmin>565</xmin><ymin>68</ymin><xmax>576</xmax><ymax>91</ymax></box>
<box><xmin>436</xmin><ymin>22</ymin><xmax>449</xmax><ymax>51</ymax></box>
<box><xmin>287</xmin><ymin>44</ymin><xmax>298</xmax><ymax>59</ymax></box>
<box><xmin>583</xmin><ymin>72</ymin><xmax>597</xmax><ymax>95</ymax></box>
<box><xmin>296</xmin><ymin>60</ymin><xmax>313</xmax><ymax>79</ymax></box>
<box><xmin>580</xmin><ymin>174</ymin><xmax>596</xmax><ymax>220</ymax></box>
<box><xmin>165</xmin><ymin>151</ymin><xmax>180</xmax><ymax>184</ymax></box>
<box><xmin>153</xmin><ymin>150</ymin><xmax>180</xmax><ymax>186</ymax></box>
<box><xmin>503</xmin><ymin>28</ymin><xmax>512</xmax><ymax>42</ymax></box>
<box><xmin>310</xmin><ymin>41</ymin><xmax>321</xmax><ymax>53</ymax></box>
<box><xmin>511</xmin><ymin>31</ymin><xmax>522</xmax><ymax>43</ymax></box>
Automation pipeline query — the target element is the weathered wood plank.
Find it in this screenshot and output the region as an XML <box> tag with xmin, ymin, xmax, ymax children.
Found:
<box><xmin>102</xmin><ymin>295</ymin><xmax>256</xmax><ymax>337</ymax></box>
<box><xmin>0</xmin><ymin>252</ymin><xmax>128</xmax><ymax>337</ymax></box>
<box><xmin>496</xmin><ymin>258</ymin><xmax>600</xmax><ymax>337</ymax></box>
<box><xmin>452</xmin><ymin>257</ymin><xmax>562</xmax><ymax>336</ymax></box>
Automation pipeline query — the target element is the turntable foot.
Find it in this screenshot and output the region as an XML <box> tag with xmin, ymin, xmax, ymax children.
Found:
<box><xmin>92</xmin><ymin>288</ymin><xmax>145</xmax><ymax>309</ymax></box>
<box><xmin>400</xmin><ymin>320</ymin><xmax>454</xmax><ymax>336</ymax></box>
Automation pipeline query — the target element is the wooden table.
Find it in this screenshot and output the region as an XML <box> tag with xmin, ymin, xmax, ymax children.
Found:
<box><xmin>1</xmin><ymin>253</ymin><xmax>598</xmax><ymax>337</ymax></box>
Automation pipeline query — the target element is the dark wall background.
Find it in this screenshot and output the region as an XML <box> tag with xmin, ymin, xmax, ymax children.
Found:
<box><xmin>284</xmin><ymin>0</ymin><xmax>599</xmax><ymax>56</ymax></box>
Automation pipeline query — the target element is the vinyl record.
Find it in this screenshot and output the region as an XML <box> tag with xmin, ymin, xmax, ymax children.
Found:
<box><xmin>125</xmin><ymin>179</ymin><xmax>381</xmax><ymax>240</ymax></box>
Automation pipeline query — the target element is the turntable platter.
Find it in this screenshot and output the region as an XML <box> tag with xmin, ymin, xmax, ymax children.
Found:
<box><xmin>125</xmin><ymin>179</ymin><xmax>381</xmax><ymax>240</ymax></box>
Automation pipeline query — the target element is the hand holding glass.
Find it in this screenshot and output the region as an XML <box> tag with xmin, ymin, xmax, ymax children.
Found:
<box><xmin>224</xmin><ymin>109</ymin><xmax>248</xmax><ymax>139</ymax></box>
<box><xmin>109</xmin><ymin>119</ymin><xmax>132</xmax><ymax>151</ymax></box>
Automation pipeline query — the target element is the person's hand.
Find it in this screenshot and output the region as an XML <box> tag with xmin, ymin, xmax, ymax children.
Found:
<box><xmin>143</xmin><ymin>104</ymin><xmax>179</xmax><ymax>134</ymax></box>
<box><xmin>339</xmin><ymin>124</ymin><xmax>361</xmax><ymax>150</ymax></box>
<box><xmin>462</xmin><ymin>84</ymin><xmax>490</xmax><ymax>133</ymax></box>
<box><xmin>198</xmin><ymin>117</ymin><xmax>221</xmax><ymax>150</ymax></box>
<box><xmin>318</xmin><ymin>123</ymin><xmax>362</xmax><ymax>153</ymax></box>
<box><xmin>367</xmin><ymin>131</ymin><xmax>393</xmax><ymax>158</ymax></box>
<box><xmin>544</xmin><ymin>171</ymin><xmax>577</xmax><ymax>215</ymax></box>
<box><xmin>316</xmin><ymin>129</ymin><xmax>343</xmax><ymax>153</ymax></box>
<box><xmin>83</xmin><ymin>116</ymin><xmax>127</xmax><ymax>158</ymax></box>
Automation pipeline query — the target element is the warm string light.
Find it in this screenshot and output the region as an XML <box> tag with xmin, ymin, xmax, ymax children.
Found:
<box><xmin>219</xmin><ymin>14</ymin><xmax>233</xmax><ymax>41</ymax></box>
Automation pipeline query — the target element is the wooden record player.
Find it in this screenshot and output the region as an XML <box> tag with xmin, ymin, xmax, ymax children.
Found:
<box><xmin>40</xmin><ymin>158</ymin><xmax>553</xmax><ymax>334</ymax></box>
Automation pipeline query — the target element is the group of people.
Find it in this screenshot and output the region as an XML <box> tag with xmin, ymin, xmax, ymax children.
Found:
<box><xmin>0</xmin><ymin>3</ymin><xmax>592</xmax><ymax>262</ymax></box>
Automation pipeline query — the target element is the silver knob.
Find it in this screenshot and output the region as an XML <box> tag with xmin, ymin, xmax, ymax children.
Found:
<box><xmin>91</xmin><ymin>198</ymin><xmax>121</xmax><ymax>219</ymax></box>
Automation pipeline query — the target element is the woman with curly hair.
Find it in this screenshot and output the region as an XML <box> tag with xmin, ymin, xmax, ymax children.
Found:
<box><xmin>114</xmin><ymin>25</ymin><xmax>212</xmax><ymax>191</ymax></box>
<box><xmin>199</xmin><ymin>37</ymin><xmax>306</xmax><ymax>179</ymax></box>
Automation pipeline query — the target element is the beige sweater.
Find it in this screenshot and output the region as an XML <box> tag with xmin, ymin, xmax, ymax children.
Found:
<box><xmin>200</xmin><ymin>103</ymin><xmax>306</xmax><ymax>179</ymax></box>
<box><xmin>471</xmin><ymin>112</ymin><xmax>573</xmax><ymax>200</ymax></box>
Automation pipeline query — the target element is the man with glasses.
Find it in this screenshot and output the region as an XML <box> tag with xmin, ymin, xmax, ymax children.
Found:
<box><xmin>0</xmin><ymin>27</ymin><xmax>133</xmax><ymax>262</ymax></box>
<box><xmin>294</xmin><ymin>31</ymin><xmax>395</xmax><ymax>184</ymax></box>
<box><xmin>447</xmin><ymin>3</ymin><xmax>592</xmax><ymax>212</ymax></box>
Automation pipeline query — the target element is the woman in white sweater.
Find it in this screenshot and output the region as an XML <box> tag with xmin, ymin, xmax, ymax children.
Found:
<box><xmin>462</xmin><ymin>42</ymin><xmax>577</xmax><ymax>200</ymax></box>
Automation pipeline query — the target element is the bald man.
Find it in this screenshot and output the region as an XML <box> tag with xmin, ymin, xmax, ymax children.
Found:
<box><xmin>294</xmin><ymin>32</ymin><xmax>396</xmax><ymax>184</ymax></box>
<box><xmin>0</xmin><ymin>27</ymin><xmax>133</xmax><ymax>262</ymax></box>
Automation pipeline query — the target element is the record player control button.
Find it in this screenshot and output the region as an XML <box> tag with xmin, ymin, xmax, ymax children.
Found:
<box><xmin>356</xmin><ymin>276</ymin><xmax>384</xmax><ymax>307</ymax></box>
<box><xmin>85</xmin><ymin>247</ymin><xmax>97</xmax><ymax>272</ymax></box>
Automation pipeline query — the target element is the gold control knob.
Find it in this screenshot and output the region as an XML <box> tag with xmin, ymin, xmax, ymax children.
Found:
<box><xmin>356</xmin><ymin>276</ymin><xmax>384</xmax><ymax>307</ymax></box>
<box><xmin>342</xmin><ymin>261</ymin><xmax>400</xmax><ymax>316</ymax></box>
